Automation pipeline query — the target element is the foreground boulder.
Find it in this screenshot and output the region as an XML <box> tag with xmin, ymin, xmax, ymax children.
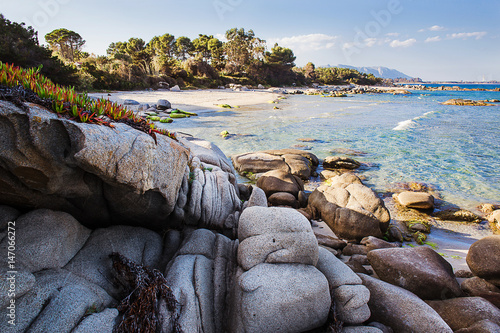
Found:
<box><xmin>231</xmin><ymin>207</ymin><xmax>330</xmax><ymax>332</ymax></box>
<box><xmin>466</xmin><ymin>236</ymin><xmax>500</xmax><ymax>283</ymax></box>
<box><xmin>368</xmin><ymin>246</ymin><xmax>463</xmax><ymax>300</ymax></box>
<box><xmin>0</xmin><ymin>101</ymin><xmax>189</xmax><ymax>229</ymax></box>
<box><xmin>426</xmin><ymin>297</ymin><xmax>500</xmax><ymax>331</ymax></box>
<box><xmin>232</xmin><ymin>149</ymin><xmax>319</xmax><ymax>180</ymax></box>
<box><xmin>307</xmin><ymin>174</ymin><xmax>390</xmax><ymax>241</ymax></box>
<box><xmin>359</xmin><ymin>274</ymin><xmax>453</xmax><ymax>333</ymax></box>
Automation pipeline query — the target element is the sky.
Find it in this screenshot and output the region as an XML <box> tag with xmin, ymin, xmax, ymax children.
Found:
<box><xmin>2</xmin><ymin>0</ymin><xmax>500</xmax><ymax>81</ymax></box>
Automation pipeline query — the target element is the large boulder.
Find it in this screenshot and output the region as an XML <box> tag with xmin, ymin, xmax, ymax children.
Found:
<box><xmin>307</xmin><ymin>175</ymin><xmax>390</xmax><ymax>240</ymax></box>
<box><xmin>466</xmin><ymin>236</ymin><xmax>500</xmax><ymax>281</ymax></box>
<box><xmin>238</xmin><ymin>207</ymin><xmax>318</xmax><ymax>270</ymax></box>
<box><xmin>454</xmin><ymin>320</ymin><xmax>500</xmax><ymax>333</ymax></box>
<box><xmin>64</xmin><ymin>225</ymin><xmax>163</xmax><ymax>299</ymax></box>
<box><xmin>73</xmin><ymin>308</ymin><xmax>118</xmax><ymax>333</ymax></box>
<box><xmin>256</xmin><ymin>169</ymin><xmax>304</xmax><ymax>198</ymax></box>
<box><xmin>230</xmin><ymin>263</ymin><xmax>330</xmax><ymax>333</ymax></box>
<box><xmin>426</xmin><ymin>297</ymin><xmax>500</xmax><ymax>331</ymax></box>
<box><xmin>0</xmin><ymin>101</ymin><xmax>189</xmax><ymax>229</ymax></box>
<box><xmin>0</xmin><ymin>209</ymin><xmax>90</xmax><ymax>273</ymax></box>
<box><xmin>359</xmin><ymin>273</ymin><xmax>453</xmax><ymax>333</ymax></box>
<box><xmin>231</xmin><ymin>206</ymin><xmax>330</xmax><ymax>332</ymax></box>
<box><xmin>368</xmin><ymin>246</ymin><xmax>463</xmax><ymax>300</ymax></box>
<box><xmin>232</xmin><ymin>149</ymin><xmax>319</xmax><ymax>180</ymax></box>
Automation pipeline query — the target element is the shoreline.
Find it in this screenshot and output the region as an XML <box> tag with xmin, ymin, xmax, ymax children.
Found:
<box><xmin>89</xmin><ymin>89</ymin><xmax>281</xmax><ymax>112</ymax></box>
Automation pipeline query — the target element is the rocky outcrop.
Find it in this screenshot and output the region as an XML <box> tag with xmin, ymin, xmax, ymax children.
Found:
<box><xmin>307</xmin><ymin>174</ymin><xmax>390</xmax><ymax>241</ymax></box>
<box><xmin>161</xmin><ymin>229</ymin><xmax>238</xmax><ymax>333</ymax></box>
<box><xmin>466</xmin><ymin>236</ymin><xmax>500</xmax><ymax>283</ymax></box>
<box><xmin>230</xmin><ymin>207</ymin><xmax>330</xmax><ymax>332</ymax></box>
<box><xmin>0</xmin><ymin>100</ymin><xmax>189</xmax><ymax>229</ymax></box>
<box><xmin>172</xmin><ymin>135</ymin><xmax>242</xmax><ymax>231</ymax></box>
<box><xmin>441</xmin><ymin>99</ymin><xmax>494</xmax><ymax>106</ymax></box>
<box><xmin>367</xmin><ymin>246</ymin><xmax>463</xmax><ymax>300</ymax></box>
<box><xmin>323</xmin><ymin>156</ymin><xmax>361</xmax><ymax>170</ymax></box>
<box><xmin>359</xmin><ymin>274</ymin><xmax>453</xmax><ymax>333</ymax></box>
<box><xmin>0</xmin><ymin>101</ymin><xmax>243</xmax><ymax>231</ymax></box>
<box><xmin>232</xmin><ymin>149</ymin><xmax>319</xmax><ymax>180</ymax></box>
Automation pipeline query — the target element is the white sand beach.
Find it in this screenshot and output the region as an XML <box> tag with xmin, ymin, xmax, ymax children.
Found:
<box><xmin>89</xmin><ymin>89</ymin><xmax>281</xmax><ymax>112</ymax></box>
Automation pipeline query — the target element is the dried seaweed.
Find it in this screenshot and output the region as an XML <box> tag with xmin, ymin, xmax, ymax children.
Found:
<box><xmin>326</xmin><ymin>295</ymin><xmax>344</xmax><ymax>333</ymax></box>
<box><xmin>109</xmin><ymin>252</ymin><xmax>181</xmax><ymax>333</ymax></box>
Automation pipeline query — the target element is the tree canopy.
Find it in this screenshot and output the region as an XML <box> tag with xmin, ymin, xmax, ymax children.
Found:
<box><xmin>45</xmin><ymin>28</ymin><xmax>85</xmax><ymax>62</ymax></box>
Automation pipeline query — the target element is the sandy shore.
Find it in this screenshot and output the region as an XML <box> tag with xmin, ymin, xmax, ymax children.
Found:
<box><xmin>89</xmin><ymin>89</ymin><xmax>280</xmax><ymax>112</ymax></box>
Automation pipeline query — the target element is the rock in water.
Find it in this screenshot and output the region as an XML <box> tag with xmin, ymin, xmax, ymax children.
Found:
<box><xmin>359</xmin><ymin>273</ymin><xmax>453</xmax><ymax>333</ymax></box>
<box><xmin>0</xmin><ymin>101</ymin><xmax>189</xmax><ymax>229</ymax></box>
<box><xmin>396</xmin><ymin>191</ymin><xmax>435</xmax><ymax>209</ymax></box>
<box><xmin>367</xmin><ymin>246</ymin><xmax>463</xmax><ymax>300</ymax></box>
<box><xmin>323</xmin><ymin>156</ymin><xmax>361</xmax><ymax>170</ymax></box>
<box><xmin>156</xmin><ymin>99</ymin><xmax>171</xmax><ymax>110</ymax></box>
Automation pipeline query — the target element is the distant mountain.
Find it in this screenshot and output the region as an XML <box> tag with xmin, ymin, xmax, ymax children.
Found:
<box><xmin>333</xmin><ymin>64</ymin><xmax>413</xmax><ymax>80</ymax></box>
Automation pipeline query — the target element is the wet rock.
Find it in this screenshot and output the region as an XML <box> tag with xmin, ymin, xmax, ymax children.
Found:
<box><xmin>268</xmin><ymin>192</ymin><xmax>298</xmax><ymax>208</ymax></box>
<box><xmin>441</xmin><ymin>99</ymin><xmax>494</xmax><ymax>106</ymax></box>
<box><xmin>396</xmin><ymin>191</ymin><xmax>434</xmax><ymax>209</ymax></box>
<box><xmin>368</xmin><ymin>246</ymin><xmax>463</xmax><ymax>299</ymax></box>
<box><xmin>466</xmin><ymin>236</ymin><xmax>500</xmax><ymax>281</ymax></box>
<box><xmin>434</xmin><ymin>208</ymin><xmax>483</xmax><ymax>223</ymax></box>
<box><xmin>323</xmin><ymin>156</ymin><xmax>361</xmax><ymax>170</ymax></box>
<box><xmin>256</xmin><ymin>169</ymin><xmax>304</xmax><ymax>198</ymax></box>
<box><xmin>359</xmin><ymin>273</ymin><xmax>453</xmax><ymax>333</ymax></box>
<box><xmin>426</xmin><ymin>297</ymin><xmax>500</xmax><ymax>331</ymax></box>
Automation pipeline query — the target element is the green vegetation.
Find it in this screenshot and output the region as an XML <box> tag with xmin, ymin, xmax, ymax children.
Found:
<box><xmin>1</xmin><ymin>13</ymin><xmax>383</xmax><ymax>92</ymax></box>
<box><xmin>0</xmin><ymin>61</ymin><xmax>175</xmax><ymax>142</ymax></box>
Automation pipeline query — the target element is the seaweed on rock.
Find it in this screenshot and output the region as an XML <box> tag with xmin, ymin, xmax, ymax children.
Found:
<box><xmin>109</xmin><ymin>252</ymin><xmax>181</xmax><ymax>333</ymax></box>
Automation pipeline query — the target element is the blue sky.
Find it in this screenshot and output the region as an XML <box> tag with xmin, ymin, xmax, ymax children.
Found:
<box><xmin>3</xmin><ymin>0</ymin><xmax>499</xmax><ymax>81</ymax></box>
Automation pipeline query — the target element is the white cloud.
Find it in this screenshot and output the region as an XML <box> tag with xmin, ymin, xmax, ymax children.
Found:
<box><xmin>448</xmin><ymin>31</ymin><xmax>487</xmax><ymax>40</ymax></box>
<box><xmin>390</xmin><ymin>38</ymin><xmax>417</xmax><ymax>48</ymax></box>
<box><xmin>425</xmin><ymin>36</ymin><xmax>441</xmax><ymax>43</ymax></box>
<box><xmin>270</xmin><ymin>34</ymin><xmax>338</xmax><ymax>51</ymax></box>
<box><xmin>215</xmin><ymin>33</ymin><xmax>227</xmax><ymax>42</ymax></box>
<box><xmin>419</xmin><ymin>25</ymin><xmax>445</xmax><ymax>32</ymax></box>
<box><xmin>386</xmin><ymin>32</ymin><xmax>400</xmax><ymax>37</ymax></box>
<box><xmin>364</xmin><ymin>38</ymin><xmax>377</xmax><ymax>47</ymax></box>
<box><xmin>429</xmin><ymin>25</ymin><xmax>445</xmax><ymax>31</ymax></box>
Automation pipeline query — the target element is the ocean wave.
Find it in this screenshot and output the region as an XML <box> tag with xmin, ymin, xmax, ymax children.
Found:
<box><xmin>393</xmin><ymin>119</ymin><xmax>417</xmax><ymax>131</ymax></box>
<box><xmin>393</xmin><ymin>110</ymin><xmax>439</xmax><ymax>130</ymax></box>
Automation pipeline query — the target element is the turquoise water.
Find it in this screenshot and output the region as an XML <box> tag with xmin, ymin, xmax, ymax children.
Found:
<box><xmin>165</xmin><ymin>89</ymin><xmax>500</xmax><ymax>211</ymax></box>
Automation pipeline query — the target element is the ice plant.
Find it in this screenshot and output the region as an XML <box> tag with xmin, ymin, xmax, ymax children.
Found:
<box><xmin>0</xmin><ymin>61</ymin><xmax>176</xmax><ymax>142</ymax></box>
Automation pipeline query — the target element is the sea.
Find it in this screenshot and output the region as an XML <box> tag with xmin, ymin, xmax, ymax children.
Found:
<box><xmin>163</xmin><ymin>85</ymin><xmax>500</xmax><ymax>212</ymax></box>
